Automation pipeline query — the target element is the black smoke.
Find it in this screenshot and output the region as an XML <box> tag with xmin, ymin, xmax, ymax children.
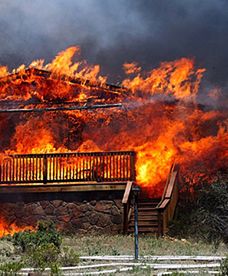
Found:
<box><xmin>0</xmin><ymin>0</ymin><xmax>227</xmax><ymax>97</ymax></box>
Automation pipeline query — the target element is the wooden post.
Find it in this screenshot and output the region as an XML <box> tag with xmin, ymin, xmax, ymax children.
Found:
<box><xmin>123</xmin><ymin>203</ymin><xmax>128</xmax><ymax>234</ymax></box>
<box><xmin>43</xmin><ymin>156</ymin><xmax>47</xmax><ymax>184</ymax></box>
<box><xmin>133</xmin><ymin>185</ymin><xmax>140</xmax><ymax>260</ymax></box>
<box><xmin>157</xmin><ymin>210</ymin><xmax>163</xmax><ymax>237</ymax></box>
<box><xmin>130</xmin><ymin>152</ymin><xmax>136</xmax><ymax>181</ymax></box>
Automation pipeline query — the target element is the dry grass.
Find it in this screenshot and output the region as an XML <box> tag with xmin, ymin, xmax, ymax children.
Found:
<box><xmin>62</xmin><ymin>234</ymin><xmax>228</xmax><ymax>257</ymax></box>
<box><xmin>0</xmin><ymin>234</ymin><xmax>226</xmax><ymax>275</ymax></box>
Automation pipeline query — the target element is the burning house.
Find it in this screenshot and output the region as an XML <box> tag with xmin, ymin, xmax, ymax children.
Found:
<box><xmin>0</xmin><ymin>46</ymin><xmax>227</xmax><ymax>236</ymax></box>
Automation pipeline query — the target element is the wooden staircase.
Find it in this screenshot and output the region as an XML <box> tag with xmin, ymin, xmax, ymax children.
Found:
<box><xmin>122</xmin><ymin>163</ymin><xmax>180</xmax><ymax>235</ymax></box>
<box><xmin>128</xmin><ymin>198</ymin><xmax>161</xmax><ymax>234</ymax></box>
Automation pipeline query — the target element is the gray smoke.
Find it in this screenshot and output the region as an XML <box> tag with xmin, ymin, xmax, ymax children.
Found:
<box><xmin>0</xmin><ymin>0</ymin><xmax>227</xmax><ymax>97</ymax></box>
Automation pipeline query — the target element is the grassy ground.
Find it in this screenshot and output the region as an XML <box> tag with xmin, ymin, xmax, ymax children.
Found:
<box><xmin>62</xmin><ymin>234</ymin><xmax>227</xmax><ymax>256</ymax></box>
<box><xmin>0</xmin><ymin>233</ymin><xmax>227</xmax><ymax>264</ymax></box>
<box><xmin>0</xmin><ymin>234</ymin><xmax>227</xmax><ymax>275</ymax></box>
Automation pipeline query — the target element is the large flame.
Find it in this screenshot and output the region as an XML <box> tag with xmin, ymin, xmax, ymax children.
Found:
<box><xmin>0</xmin><ymin>46</ymin><xmax>227</xmax><ymax>232</ymax></box>
<box><xmin>0</xmin><ymin>217</ymin><xmax>34</xmax><ymax>238</ymax></box>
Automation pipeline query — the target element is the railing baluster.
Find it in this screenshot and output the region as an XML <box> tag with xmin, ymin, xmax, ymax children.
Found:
<box><xmin>82</xmin><ymin>157</ymin><xmax>85</xmax><ymax>181</ymax></box>
<box><xmin>120</xmin><ymin>155</ymin><xmax>122</xmax><ymax>180</ymax></box>
<box><xmin>34</xmin><ymin>157</ymin><xmax>36</xmax><ymax>181</ymax></box>
<box><xmin>18</xmin><ymin>158</ymin><xmax>20</xmax><ymax>182</ymax></box>
<box><xmin>54</xmin><ymin>157</ymin><xmax>57</xmax><ymax>181</ymax></box>
<box><xmin>104</xmin><ymin>154</ymin><xmax>107</xmax><ymax>181</ymax></box>
<box><xmin>117</xmin><ymin>154</ymin><xmax>119</xmax><ymax>181</ymax></box>
<box><xmin>85</xmin><ymin>154</ymin><xmax>87</xmax><ymax>180</ymax></box>
<box><xmin>37</xmin><ymin>157</ymin><xmax>40</xmax><ymax>181</ymax></box>
<box><xmin>108</xmin><ymin>153</ymin><xmax>113</xmax><ymax>181</ymax></box>
<box><xmin>64</xmin><ymin>156</ymin><xmax>67</xmax><ymax>180</ymax></box>
<box><xmin>2</xmin><ymin>162</ymin><xmax>4</xmax><ymax>182</ymax></box>
<box><xmin>32</xmin><ymin>157</ymin><xmax>34</xmax><ymax>182</ymax></box>
<box><xmin>5</xmin><ymin>160</ymin><xmax>8</xmax><ymax>182</ymax></box>
<box><xmin>70</xmin><ymin>157</ymin><xmax>73</xmax><ymax>180</ymax></box>
<box><xmin>25</xmin><ymin>158</ymin><xmax>27</xmax><ymax>182</ymax></box>
<box><xmin>28</xmin><ymin>157</ymin><xmax>31</xmax><ymax>182</ymax></box>
<box><xmin>3</xmin><ymin>162</ymin><xmax>5</xmax><ymax>182</ymax></box>
<box><xmin>52</xmin><ymin>157</ymin><xmax>54</xmax><ymax>181</ymax></box>
<box><xmin>66</xmin><ymin>156</ymin><xmax>68</xmax><ymax>180</ymax></box>
<box><xmin>62</xmin><ymin>156</ymin><xmax>65</xmax><ymax>180</ymax></box>
<box><xmin>88</xmin><ymin>155</ymin><xmax>91</xmax><ymax>181</ymax></box>
<box><xmin>58</xmin><ymin>155</ymin><xmax>61</xmax><ymax>181</ymax></box>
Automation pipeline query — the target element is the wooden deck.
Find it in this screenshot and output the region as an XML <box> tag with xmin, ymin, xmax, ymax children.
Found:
<box><xmin>0</xmin><ymin>151</ymin><xmax>136</xmax><ymax>192</ymax></box>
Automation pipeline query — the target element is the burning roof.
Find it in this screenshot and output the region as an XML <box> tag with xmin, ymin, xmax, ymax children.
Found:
<box><xmin>0</xmin><ymin>46</ymin><xmax>227</xmax><ymax>197</ymax></box>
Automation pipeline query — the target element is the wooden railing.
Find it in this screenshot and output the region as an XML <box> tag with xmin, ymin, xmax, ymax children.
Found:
<box><xmin>0</xmin><ymin>151</ymin><xmax>136</xmax><ymax>184</ymax></box>
<box><xmin>156</xmin><ymin>163</ymin><xmax>179</xmax><ymax>236</ymax></box>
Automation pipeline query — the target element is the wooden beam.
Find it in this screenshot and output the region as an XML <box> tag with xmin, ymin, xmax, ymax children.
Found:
<box><xmin>164</xmin><ymin>171</ymin><xmax>177</xmax><ymax>198</ymax></box>
<box><xmin>0</xmin><ymin>103</ymin><xmax>123</xmax><ymax>113</ymax></box>
<box><xmin>122</xmin><ymin>181</ymin><xmax>133</xmax><ymax>204</ymax></box>
<box><xmin>0</xmin><ymin>182</ymin><xmax>127</xmax><ymax>193</ymax></box>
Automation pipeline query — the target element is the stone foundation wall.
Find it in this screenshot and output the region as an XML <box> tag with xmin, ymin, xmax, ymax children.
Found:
<box><xmin>0</xmin><ymin>191</ymin><xmax>124</xmax><ymax>234</ymax></box>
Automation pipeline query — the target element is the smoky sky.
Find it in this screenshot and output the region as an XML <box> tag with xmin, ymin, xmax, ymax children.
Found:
<box><xmin>0</xmin><ymin>0</ymin><xmax>228</xmax><ymax>89</ymax></box>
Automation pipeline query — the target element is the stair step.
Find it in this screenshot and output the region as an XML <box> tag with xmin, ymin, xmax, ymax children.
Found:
<box><xmin>128</xmin><ymin>227</ymin><xmax>158</xmax><ymax>233</ymax></box>
<box><xmin>129</xmin><ymin>220</ymin><xmax>158</xmax><ymax>225</ymax></box>
<box><xmin>138</xmin><ymin>205</ymin><xmax>158</xmax><ymax>209</ymax></box>
<box><xmin>130</xmin><ymin>216</ymin><xmax>158</xmax><ymax>220</ymax></box>
<box><xmin>129</xmin><ymin>222</ymin><xmax>158</xmax><ymax>227</ymax></box>
<box><xmin>133</xmin><ymin>212</ymin><xmax>158</xmax><ymax>216</ymax></box>
<box><xmin>137</xmin><ymin>207</ymin><xmax>157</xmax><ymax>211</ymax></box>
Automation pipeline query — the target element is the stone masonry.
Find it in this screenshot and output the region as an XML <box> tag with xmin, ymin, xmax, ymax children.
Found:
<box><xmin>0</xmin><ymin>191</ymin><xmax>124</xmax><ymax>234</ymax></box>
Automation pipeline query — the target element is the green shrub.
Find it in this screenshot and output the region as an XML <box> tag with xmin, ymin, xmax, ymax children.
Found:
<box><xmin>220</xmin><ymin>256</ymin><xmax>228</xmax><ymax>276</ymax></box>
<box><xmin>0</xmin><ymin>261</ymin><xmax>24</xmax><ymax>275</ymax></box>
<box><xmin>11</xmin><ymin>221</ymin><xmax>81</xmax><ymax>272</ymax></box>
<box><xmin>26</xmin><ymin>243</ymin><xmax>59</xmax><ymax>270</ymax></box>
<box><xmin>170</xmin><ymin>172</ymin><xmax>228</xmax><ymax>244</ymax></box>
<box><xmin>12</xmin><ymin>220</ymin><xmax>62</xmax><ymax>252</ymax></box>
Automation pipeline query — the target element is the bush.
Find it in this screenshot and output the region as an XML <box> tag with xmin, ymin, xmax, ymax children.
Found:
<box><xmin>26</xmin><ymin>243</ymin><xmax>59</xmax><ymax>270</ymax></box>
<box><xmin>0</xmin><ymin>261</ymin><xmax>24</xmax><ymax>275</ymax></box>
<box><xmin>170</xmin><ymin>172</ymin><xmax>228</xmax><ymax>244</ymax></box>
<box><xmin>12</xmin><ymin>220</ymin><xmax>62</xmax><ymax>252</ymax></box>
<box><xmin>11</xmin><ymin>221</ymin><xmax>80</xmax><ymax>272</ymax></box>
<box><xmin>220</xmin><ymin>256</ymin><xmax>228</xmax><ymax>276</ymax></box>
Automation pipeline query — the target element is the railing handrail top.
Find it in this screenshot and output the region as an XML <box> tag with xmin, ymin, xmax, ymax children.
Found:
<box><xmin>8</xmin><ymin>150</ymin><xmax>136</xmax><ymax>158</ymax></box>
<box><xmin>122</xmin><ymin>181</ymin><xmax>133</xmax><ymax>204</ymax></box>
<box><xmin>156</xmin><ymin>163</ymin><xmax>179</xmax><ymax>210</ymax></box>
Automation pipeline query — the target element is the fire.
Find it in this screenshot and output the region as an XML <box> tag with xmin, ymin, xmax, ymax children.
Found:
<box><xmin>0</xmin><ymin>45</ymin><xmax>227</xmax><ymax>197</ymax></box>
<box><xmin>0</xmin><ymin>218</ymin><xmax>34</xmax><ymax>238</ymax></box>
<box><xmin>122</xmin><ymin>58</ymin><xmax>205</xmax><ymax>100</ymax></box>
<box><xmin>123</xmin><ymin>62</ymin><xmax>141</xmax><ymax>75</ymax></box>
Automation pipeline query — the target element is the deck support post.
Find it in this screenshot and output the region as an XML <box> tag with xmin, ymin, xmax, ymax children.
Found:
<box><xmin>133</xmin><ymin>185</ymin><xmax>140</xmax><ymax>260</ymax></box>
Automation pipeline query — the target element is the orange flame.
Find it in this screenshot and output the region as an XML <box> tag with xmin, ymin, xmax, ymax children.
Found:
<box><xmin>0</xmin><ymin>46</ymin><xmax>227</xmax><ymax>197</ymax></box>
<box><xmin>122</xmin><ymin>58</ymin><xmax>205</xmax><ymax>100</ymax></box>
<box><xmin>0</xmin><ymin>218</ymin><xmax>34</xmax><ymax>238</ymax></box>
